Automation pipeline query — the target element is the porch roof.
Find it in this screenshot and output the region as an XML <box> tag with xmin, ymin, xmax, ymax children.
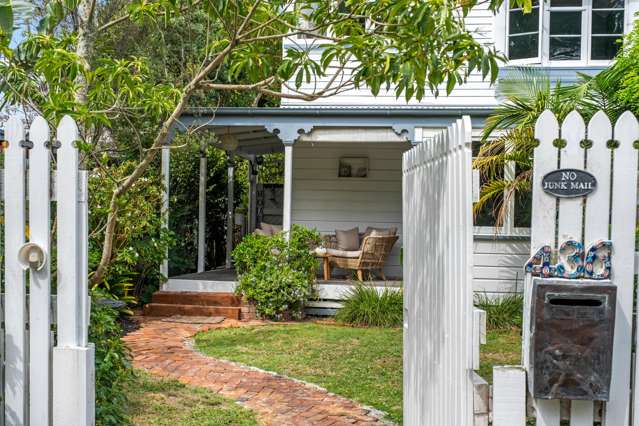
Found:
<box><xmin>174</xmin><ymin>105</ymin><xmax>494</xmax><ymax>156</ymax></box>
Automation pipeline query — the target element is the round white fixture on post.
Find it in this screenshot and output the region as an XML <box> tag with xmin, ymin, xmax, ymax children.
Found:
<box><xmin>17</xmin><ymin>242</ymin><xmax>47</xmax><ymax>271</ymax></box>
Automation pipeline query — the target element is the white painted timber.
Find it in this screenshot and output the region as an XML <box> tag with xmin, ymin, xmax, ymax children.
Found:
<box><xmin>283</xmin><ymin>144</ymin><xmax>294</xmax><ymax>234</ymax></box>
<box><xmin>403</xmin><ymin>117</ymin><xmax>474</xmax><ymax>425</ymax></box>
<box><xmin>52</xmin><ymin>345</ymin><xmax>95</xmax><ymax>426</ymax></box>
<box><xmin>28</xmin><ymin>116</ymin><xmax>52</xmax><ymax>426</ymax></box>
<box><xmin>607</xmin><ymin>111</ymin><xmax>639</xmax><ymax>426</ymax></box>
<box><xmin>56</xmin><ymin>115</ymin><xmax>82</xmax><ymax>347</ymax></box>
<box><xmin>4</xmin><ymin>115</ymin><xmax>27</xmax><ymax>425</ymax></box>
<box><xmin>197</xmin><ymin>148</ymin><xmax>207</xmax><ymax>273</ymax></box>
<box><xmin>492</xmin><ymin>366</ymin><xmax>526</xmax><ymax>426</ymax></box>
<box><xmin>527</xmin><ymin>110</ymin><xmax>561</xmax><ymax>425</ymax></box>
<box><xmin>161</xmin><ymin>146</ymin><xmax>170</xmax><ymax>278</ymax></box>
<box><xmin>558</xmin><ymin>112</ymin><xmax>592</xmax><ymax>426</ymax></box>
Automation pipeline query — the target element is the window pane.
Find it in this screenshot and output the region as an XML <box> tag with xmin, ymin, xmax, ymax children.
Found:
<box><xmin>550</xmin><ymin>36</ymin><xmax>581</xmax><ymax>59</ymax></box>
<box><xmin>509</xmin><ymin>9</ymin><xmax>539</xmax><ymax>34</ymax></box>
<box><xmin>593</xmin><ymin>0</ymin><xmax>624</xmax><ymax>8</ymax></box>
<box><xmin>591</xmin><ymin>35</ymin><xmax>622</xmax><ymax>59</ymax></box>
<box><xmin>509</xmin><ymin>33</ymin><xmax>539</xmax><ymax>59</ymax></box>
<box><xmin>550</xmin><ymin>11</ymin><xmax>582</xmax><ymax>35</ymax></box>
<box><xmin>592</xmin><ymin>10</ymin><xmax>624</xmax><ymax>34</ymax></box>
<box><xmin>551</xmin><ymin>0</ymin><xmax>582</xmax><ymax>6</ymax></box>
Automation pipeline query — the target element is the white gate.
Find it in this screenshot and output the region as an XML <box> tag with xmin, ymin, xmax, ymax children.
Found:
<box><xmin>2</xmin><ymin>114</ymin><xmax>94</xmax><ymax>425</ymax></box>
<box><xmin>402</xmin><ymin>116</ymin><xmax>477</xmax><ymax>425</ymax></box>
<box><xmin>492</xmin><ymin>110</ymin><xmax>639</xmax><ymax>426</ymax></box>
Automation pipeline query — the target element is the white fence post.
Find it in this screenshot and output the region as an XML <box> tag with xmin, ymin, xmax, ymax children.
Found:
<box><xmin>403</xmin><ymin>116</ymin><xmax>474</xmax><ymax>426</ymax></box>
<box><xmin>4</xmin><ymin>116</ymin><xmax>27</xmax><ymax>425</ymax></box>
<box><xmin>27</xmin><ymin>116</ymin><xmax>52</xmax><ymax>426</ymax></box>
<box><xmin>52</xmin><ymin>115</ymin><xmax>95</xmax><ymax>426</ymax></box>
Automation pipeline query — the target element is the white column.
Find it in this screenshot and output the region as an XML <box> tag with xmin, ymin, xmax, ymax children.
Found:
<box><xmin>160</xmin><ymin>145</ymin><xmax>170</xmax><ymax>279</ymax></box>
<box><xmin>197</xmin><ymin>145</ymin><xmax>207</xmax><ymax>273</ymax></box>
<box><xmin>283</xmin><ymin>143</ymin><xmax>294</xmax><ymax>234</ymax></box>
<box><xmin>247</xmin><ymin>155</ymin><xmax>257</xmax><ymax>232</ymax></box>
<box><xmin>226</xmin><ymin>152</ymin><xmax>235</xmax><ymax>269</ymax></box>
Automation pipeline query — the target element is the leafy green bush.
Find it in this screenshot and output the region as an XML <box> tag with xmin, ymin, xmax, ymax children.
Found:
<box><xmin>90</xmin><ymin>301</ymin><xmax>134</xmax><ymax>426</ymax></box>
<box><xmin>474</xmin><ymin>293</ymin><xmax>524</xmax><ymax>330</ymax></box>
<box><xmin>336</xmin><ymin>284</ymin><xmax>403</xmax><ymax>327</ymax></box>
<box><xmin>232</xmin><ymin>225</ymin><xmax>321</xmax><ymax>319</ymax></box>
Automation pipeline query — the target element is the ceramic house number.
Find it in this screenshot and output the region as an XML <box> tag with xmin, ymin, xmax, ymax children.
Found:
<box><xmin>542</xmin><ymin>168</ymin><xmax>597</xmax><ymax>198</ymax></box>
<box><xmin>525</xmin><ymin>240</ymin><xmax>612</xmax><ymax>280</ymax></box>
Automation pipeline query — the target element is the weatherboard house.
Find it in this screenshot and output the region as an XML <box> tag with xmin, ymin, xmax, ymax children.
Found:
<box><xmin>151</xmin><ymin>0</ymin><xmax>639</xmax><ymax>314</ymax></box>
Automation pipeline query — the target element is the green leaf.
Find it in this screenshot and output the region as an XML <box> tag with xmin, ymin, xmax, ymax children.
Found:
<box><xmin>0</xmin><ymin>1</ymin><xmax>13</xmax><ymax>38</ymax></box>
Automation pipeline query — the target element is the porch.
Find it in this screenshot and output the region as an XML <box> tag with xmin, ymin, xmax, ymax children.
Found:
<box><xmin>162</xmin><ymin>268</ymin><xmax>403</xmax><ymax>315</ymax></box>
<box><xmin>161</xmin><ymin>106</ymin><xmax>492</xmax><ymax>280</ymax></box>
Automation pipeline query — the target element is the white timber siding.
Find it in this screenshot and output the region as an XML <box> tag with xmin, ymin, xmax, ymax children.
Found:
<box><xmin>291</xmin><ymin>135</ymin><xmax>531</xmax><ymax>290</ymax></box>
<box><xmin>291</xmin><ymin>141</ymin><xmax>409</xmax><ymax>278</ymax></box>
<box><xmin>473</xmin><ymin>236</ymin><xmax>529</xmax><ymax>297</ymax></box>
<box><xmin>282</xmin><ymin>4</ymin><xmax>496</xmax><ymax>107</ymax></box>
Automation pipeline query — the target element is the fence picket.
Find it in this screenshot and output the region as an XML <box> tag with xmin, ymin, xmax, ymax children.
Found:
<box><xmin>606</xmin><ymin>111</ymin><xmax>639</xmax><ymax>426</ymax></box>
<box><xmin>526</xmin><ymin>110</ymin><xmax>561</xmax><ymax>426</ymax></box>
<box><xmin>28</xmin><ymin>116</ymin><xmax>52</xmax><ymax>425</ymax></box>
<box><xmin>4</xmin><ymin>116</ymin><xmax>27</xmax><ymax>425</ymax></box>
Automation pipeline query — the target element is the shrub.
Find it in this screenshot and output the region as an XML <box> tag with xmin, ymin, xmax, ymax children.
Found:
<box><xmin>336</xmin><ymin>283</ymin><xmax>403</xmax><ymax>327</ymax></box>
<box><xmin>474</xmin><ymin>292</ymin><xmax>524</xmax><ymax>330</ymax></box>
<box><xmin>232</xmin><ymin>225</ymin><xmax>321</xmax><ymax>319</ymax></box>
<box><xmin>90</xmin><ymin>300</ymin><xmax>134</xmax><ymax>426</ymax></box>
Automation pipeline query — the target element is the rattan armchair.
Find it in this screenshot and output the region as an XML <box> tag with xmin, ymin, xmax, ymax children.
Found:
<box><xmin>322</xmin><ymin>234</ymin><xmax>398</xmax><ymax>281</ymax></box>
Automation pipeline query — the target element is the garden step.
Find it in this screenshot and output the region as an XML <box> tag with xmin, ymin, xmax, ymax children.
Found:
<box><xmin>151</xmin><ymin>291</ymin><xmax>242</xmax><ymax>307</ymax></box>
<box><xmin>143</xmin><ymin>303</ymin><xmax>241</xmax><ymax>320</ymax></box>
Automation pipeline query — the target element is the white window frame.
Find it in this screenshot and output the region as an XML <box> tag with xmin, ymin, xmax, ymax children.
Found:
<box><xmin>497</xmin><ymin>0</ymin><xmax>629</xmax><ymax>66</ymax></box>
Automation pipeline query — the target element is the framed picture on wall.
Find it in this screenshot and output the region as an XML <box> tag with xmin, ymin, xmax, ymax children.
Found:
<box><xmin>338</xmin><ymin>157</ymin><xmax>368</xmax><ymax>178</ymax></box>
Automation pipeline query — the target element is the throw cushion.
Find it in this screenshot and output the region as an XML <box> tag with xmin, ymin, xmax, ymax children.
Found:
<box><xmin>335</xmin><ymin>227</ymin><xmax>360</xmax><ymax>251</ymax></box>
<box><xmin>271</xmin><ymin>224</ymin><xmax>283</xmax><ymax>234</ymax></box>
<box><xmin>326</xmin><ymin>248</ymin><xmax>361</xmax><ymax>258</ymax></box>
<box><xmin>363</xmin><ymin>226</ymin><xmax>398</xmax><ymax>238</ymax></box>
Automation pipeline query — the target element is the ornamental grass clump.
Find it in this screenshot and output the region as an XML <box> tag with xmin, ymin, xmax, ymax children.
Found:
<box><xmin>336</xmin><ymin>283</ymin><xmax>403</xmax><ymax>327</ymax></box>
<box><xmin>232</xmin><ymin>225</ymin><xmax>321</xmax><ymax>320</ymax></box>
<box><xmin>474</xmin><ymin>292</ymin><xmax>524</xmax><ymax>330</ymax></box>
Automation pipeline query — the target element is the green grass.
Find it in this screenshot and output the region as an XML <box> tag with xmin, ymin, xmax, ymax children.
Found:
<box><xmin>125</xmin><ymin>372</ymin><xmax>259</xmax><ymax>426</ymax></box>
<box><xmin>478</xmin><ymin>327</ymin><xmax>522</xmax><ymax>384</ymax></box>
<box><xmin>195</xmin><ymin>323</ymin><xmax>403</xmax><ymax>423</ymax></box>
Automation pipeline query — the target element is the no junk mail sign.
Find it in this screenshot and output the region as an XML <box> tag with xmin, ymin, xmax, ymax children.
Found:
<box><xmin>542</xmin><ymin>168</ymin><xmax>597</xmax><ymax>198</ymax></box>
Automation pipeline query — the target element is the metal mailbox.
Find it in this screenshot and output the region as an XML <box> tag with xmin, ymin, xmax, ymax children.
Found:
<box><xmin>529</xmin><ymin>278</ymin><xmax>616</xmax><ymax>401</ymax></box>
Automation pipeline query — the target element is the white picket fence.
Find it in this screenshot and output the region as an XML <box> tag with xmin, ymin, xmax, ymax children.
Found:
<box><xmin>402</xmin><ymin>116</ymin><xmax>478</xmax><ymax>425</ymax></box>
<box><xmin>492</xmin><ymin>110</ymin><xmax>639</xmax><ymax>426</ymax></box>
<box><xmin>2</xmin><ymin>114</ymin><xmax>94</xmax><ymax>426</ymax></box>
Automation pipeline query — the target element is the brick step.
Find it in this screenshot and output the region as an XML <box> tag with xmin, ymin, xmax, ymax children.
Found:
<box><xmin>143</xmin><ymin>303</ymin><xmax>241</xmax><ymax>320</ymax></box>
<box><xmin>151</xmin><ymin>291</ymin><xmax>242</xmax><ymax>307</ymax></box>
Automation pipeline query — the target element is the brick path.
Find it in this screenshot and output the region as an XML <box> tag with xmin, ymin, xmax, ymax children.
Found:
<box><xmin>124</xmin><ymin>318</ymin><xmax>389</xmax><ymax>425</ymax></box>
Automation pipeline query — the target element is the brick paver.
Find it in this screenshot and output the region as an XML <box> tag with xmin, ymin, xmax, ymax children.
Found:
<box><xmin>124</xmin><ymin>318</ymin><xmax>389</xmax><ymax>426</ymax></box>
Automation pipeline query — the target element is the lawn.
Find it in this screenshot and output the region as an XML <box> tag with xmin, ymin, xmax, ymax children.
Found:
<box><xmin>195</xmin><ymin>322</ymin><xmax>404</xmax><ymax>423</ymax></box>
<box><xmin>193</xmin><ymin>323</ymin><xmax>522</xmax><ymax>425</ymax></box>
<box><xmin>125</xmin><ymin>372</ymin><xmax>259</xmax><ymax>426</ymax></box>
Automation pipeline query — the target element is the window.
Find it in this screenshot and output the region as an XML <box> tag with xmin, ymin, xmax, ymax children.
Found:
<box><xmin>505</xmin><ymin>0</ymin><xmax>625</xmax><ymax>63</ymax></box>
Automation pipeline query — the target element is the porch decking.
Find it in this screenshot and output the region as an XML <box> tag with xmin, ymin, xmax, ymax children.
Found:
<box><xmin>163</xmin><ymin>268</ymin><xmax>403</xmax><ymax>315</ymax></box>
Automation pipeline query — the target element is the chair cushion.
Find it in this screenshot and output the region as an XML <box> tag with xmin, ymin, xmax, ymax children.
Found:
<box><xmin>326</xmin><ymin>248</ymin><xmax>361</xmax><ymax>258</ymax></box>
<box><xmin>363</xmin><ymin>226</ymin><xmax>398</xmax><ymax>237</ymax></box>
<box><xmin>271</xmin><ymin>224</ymin><xmax>283</xmax><ymax>234</ymax></box>
<box><xmin>254</xmin><ymin>228</ymin><xmax>270</xmax><ymax>237</ymax></box>
<box><xmin>335</xmin><ymin>227</ymin><xmax>360</xmax><ymax>250</ymax></box>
